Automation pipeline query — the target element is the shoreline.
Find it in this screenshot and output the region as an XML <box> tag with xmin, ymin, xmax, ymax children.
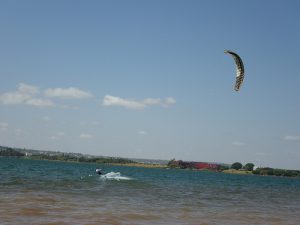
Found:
<box><xmin>222</xmin><ymin>169</ymin><xmax>253</xmax><ymax>175</ymax></box>
<box><xmin>109</xmin><ymin>162</ymin><xmax>167</xmax><ymax>169</ymax></box>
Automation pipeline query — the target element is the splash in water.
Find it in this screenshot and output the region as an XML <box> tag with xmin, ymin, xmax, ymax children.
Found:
<box><xmin>100</xmin><ymin>172</ymin><xmax>132</xmax><ymax>181</ymax></box>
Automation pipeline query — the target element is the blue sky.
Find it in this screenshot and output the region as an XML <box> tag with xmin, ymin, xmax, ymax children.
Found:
<box><xmin>1</xmin><ymin>0</ymin><xmax>299</xmax><ymax>169</ymax></box>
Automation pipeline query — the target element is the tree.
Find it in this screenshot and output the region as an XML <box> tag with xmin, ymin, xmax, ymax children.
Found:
<box><xmin>231</xmin><ymin>162</ymin><xmax>242</xmax><ymax>170</ymax></box>
<box><xmin>0</xmin><ymin>148</ymin><xmax>25</xmax><ymax>157</ymax></box>
<box><xmin>219</xmin><ymin>165</ymin><xmax>230</xmax><ymax>171</ymax></box>
<box><xmin>243</xmin><ymin>163</ymin><xmax>254</xmax><ymax>171</ymax></box>
<box><xmin>167</xmin><ymin>158</ymin><xmax>176</xmax><ymax>167</ymax></box>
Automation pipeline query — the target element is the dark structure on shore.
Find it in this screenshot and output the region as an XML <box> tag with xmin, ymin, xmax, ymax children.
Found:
<box><xmin>168</xmin><ymin>159</ymin><xmax>222</xmax><ymax>171</ymax></box>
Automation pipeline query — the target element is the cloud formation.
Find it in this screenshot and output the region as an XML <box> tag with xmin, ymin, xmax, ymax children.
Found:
<box><xmin>0</xmin><ymin>122</ymin><xmax>8</xmax><ymax>131</ymax></box>
<box><xmin>0</xmin><ymin>83</ymin><xmax>93</xmax><ymax>108</ymax></box>
<box><xmin>103</xmin><ymin>95</ymin><xmax>176</xmax><ymax>110</ymax></box>
<box><xmin>1</xmin><ymin>84</ymin><xmax>176</xmax><ymax>111</ymax></box>
<box><xmin>80</xmin><ymin>121</ymin><xmax>99</xmax><ymax>127</ymax></box>
<box><xmin>284</xmin><ymin>135</ymin><xmax>300</xmax><ymax>141</ymax></box>
<box><xmin>45</xmin><ymin>87</ymin><xmax>93</xmax><ymax>99</ymax></box>
<box><xmin>18</xmin><ymin>83</ymin><xmax>39</xmax><ymax>95</ymax></box>
<box><xmin>232</xmin><ymin>141</ymin><xmax>246</xmax><ymax>146</ymax></box>
<box><xmin>80</xmin><ymin>133</ymin><xmax>93</xmax><ymax>139</ymax></box>
<box><xmin>51</xmin><ymin>132</ymin><xmax>65</xmax><ymax>140</ymax></box>
<box><xmin>43</xmin><ymin>116</ymin><xmax>51</xmax><ymax>121</ymax></box>
<box><xmin>26</xmin><ymin>98</ymin><xmax>55</xmax><ymax>107</ymax></box>
<box><xmin>0</xmin><ymin>83</ymin><xmax>54</xmax><ymax>107</ymax></box>
<box><xmin>164</xmin><ymin>97</ymin><xmax>176</xmax><ymax>105</ymax></box>
<box><xmin>0</xmin><ymin>83</ymin><xmax>37</xmax><ymax>104</ymax></box>
<box><xmin>15</xmin><ymin>128</ymin><xmax>23</xmax><ymax>135</ymax></box>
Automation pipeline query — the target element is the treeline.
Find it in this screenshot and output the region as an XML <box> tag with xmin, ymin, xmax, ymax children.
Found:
<box><xmin>230</xmin><ymin>162</ymin><xmax>300</xmax><ymax>177</ymax></box>
<box><xmin>28</xmin><ymin>154</ymin><xmax>136</xmax><ymax>164</ymax></box>
<box><xmin>77</xmin><ymin>156</ymin><xmax>136</xmax><ymax>164</ymax></box>
<box><xmin>0</xmin><ymin>146</ymin><xmax>136</xmax><ymax>164</ymax></box>
<box><xmin>253</xmin><ymin>167</ymin><xmax>300</xmax><ymax>177</ymax></box>
<box><xmin>230</xmin><ymin>162</ymin><xmax>254</xmax><ymax>171</ymax></box>
<box><xmin>0</xmin><ymin>147</ymin><xmax>25</xmax><ymax>157</ymax></box>
<box><xmin>167</xmin><ymin>159</ymin><xmax>300</xmax><ymax>178</ymax></box>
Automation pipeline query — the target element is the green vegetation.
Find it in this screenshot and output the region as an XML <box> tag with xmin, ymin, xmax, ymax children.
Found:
<box><xmin>0</xmin><ymin>146</ymin><xmax>136</xmax><ymax>164</ymax></box>
<box><xmin>0</xmin><ymin>147</ymin><xmax>25</xmax><ymax>157</ymax></box>
<box><xmin>243</xmin><ymin>163</ymin><xmax>255</xmax><ymax>171</ymax></box>
<box><xmin>77</xmin><ymin>156</ymin><xmax>135</xmax><ymax>164</ymax></box>
<box><xmin>168</xmin><ymin>159</ymin><xmax>300</xmax><ymax>178</ymax></box>
<box><xmin>231</xmin><ymin>162</ymin><xmax>243</xmax><ymax>170</ymax></box>
<box><xmin>226</xmin><ymin>163</ymin><xmax>300</xmax><ymax>178</ymax></box>
<box><xmin>219</xmin><ymin>165</ymin><xmax>230</xmax><ymax>171</ymax></box>
<box><xmin>27</xmin><ymin>153</ymin><xmax>136</xmax><ymax>164</ymax></box>
<box><xmin>223</xmin><ymin>169</ymin><xmax>253</xmax><ymax>175</ymax></box>
<box><xmin>253</xmin><ymin>167</ymin><xmax>300</xmax><ymax>177</ymax></box>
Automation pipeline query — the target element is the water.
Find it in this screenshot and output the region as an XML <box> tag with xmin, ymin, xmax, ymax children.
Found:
<box><xmin>1</xmin><ymin>157</ymin><xmax>300</xmax><ymax>225</ymax></box>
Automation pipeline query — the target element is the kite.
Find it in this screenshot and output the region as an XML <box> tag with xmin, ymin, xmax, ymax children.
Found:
<box><xmin>224</xmin><ymin>50</ymin><xmax>245</xmax><ymax>91</ymax></box>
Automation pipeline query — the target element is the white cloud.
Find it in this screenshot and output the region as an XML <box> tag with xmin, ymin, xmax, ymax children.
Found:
<box><xmin>143</xmin><ymin>98</ymin><xmax>162</xmax><ymax>105</ymax></box>
<box><xmin>80</xmin><ymin>121</ymin><xmax>99</xmax><ymax>127</ymax></box>
<box><xmin>102</xmin><ymin>95</ymin><xmax>176</xmax><ymax>110</ymax></box>
<box><xmin>80</xmin><ymin>133</ymin><xmax>93</xmax><ymax>139</ymax></box>
<box><xmin>103</xmin><ymin>95</ymin><xmax>145</xmax><ymax>110</ymax></box>
<box><xmin>232</xmin><ymin>141</ymin><xmax>246</xmax><ymax>146</ymax></box>
<box><xmin>164</xmin><ymin>97</ymin><xmax>176</xmax><ymax>105</ymax></box>
<box><xmin>90</xmin><ymin>121</ymin><xmax>99</xmax><ymax>126</ymax></box>
<box><xmin>284</xmin><ymin>135</ymin><xmax>300</xmax><ymax>141</ymax></box>
<box><xmin>58</xmin><ymin>104</ymin><xmax>79</xmax><ymax>110</ymax></box>
<box><xmin>50</xmin><ymin>132</ymin><xmax>65</xmax><ymax>140</ymax></box>
<box><xmin>0</xmin><ymin>122</ymin><xmax>8</xmax><ymax>131</ymax></box>
<box><xmin>44</xmin><ymin>87</ymin><xmax>93</xmax><ymax>99</ymax></box>
<box><xmin>18</xmin><ymin>83</ymin><xmax>39</xmax><ymax>95</ymax></box>
<box><xmin>43</xmin><ymin>116</ymin><xmax>51</xmax><ymax>121</ymax></box>
<box><xmin>1</xmin><ymin>83</ymin><xmax>93</xmax><ymax>108</ymax></box>
<box><xmin>0</xmin><ymin>91</ymin><xmax>32</xmax><ymax>104</ymax></box>
<box><xmin>56</xmin><ymin>132</ymin><xmax>65</xmax><ymax>136</ymax></box>
<box><xmin>255</xmin><ymin>152</ymin><xmax>266</xmax><ymax>156</ymax></box>
<box><xmin>26</xmin><ymin>98</ymin><xmax>55</xmax><ymax>107</ymax></box>
<box><xmin>138</xmin><ymin>131</ymin><xmax>147</xmax><ymax>135</ymax></box>
<box><xmin>15</xmin><ymin>128</ymin><xmax>23</xmax><ymax>135</ymax></box>
<box><xmin>0</xmin><ymin>83</ymin><xmax>54</xmax><ymax>107</ymax></box>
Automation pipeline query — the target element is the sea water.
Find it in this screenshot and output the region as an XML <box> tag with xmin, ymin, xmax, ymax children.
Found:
<box><xmin>0</xmin><ymin>157</ymin><xmax>300</xmax><ymax>225</ymax></box>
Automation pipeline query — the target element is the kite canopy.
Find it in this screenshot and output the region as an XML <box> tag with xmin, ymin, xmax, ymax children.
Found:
<box><xmin>224</xmin><ymin>50</ymin><xmax>245</xmax><ymax>91</ymax></box>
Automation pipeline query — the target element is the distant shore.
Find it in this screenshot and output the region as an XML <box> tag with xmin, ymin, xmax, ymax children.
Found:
<box><xmin>222</xmin><ymin>169</ymin><xmax>253</xmax><ymax>175</ymax></box>
<box><xmin>1</xmin><ymin>145</ymin><xmax>300</xmax><ymax>178</ymax></box>
<box><xmin>109</xmin><ymin>162</ymin><xmax>167</xmax><ymax>168</ymax></box>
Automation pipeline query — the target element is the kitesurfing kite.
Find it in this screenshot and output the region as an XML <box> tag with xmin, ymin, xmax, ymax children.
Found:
<box><xmin>224</xmin><ymin>50</ymin><xmax>245</xmax><ymax>91</ymax></box>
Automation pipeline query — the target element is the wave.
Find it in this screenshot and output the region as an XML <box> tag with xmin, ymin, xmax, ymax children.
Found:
<box><xmin>100</xmin><ymin>172</ymin><xmax>132</xmax><ymax>181</ymax></box>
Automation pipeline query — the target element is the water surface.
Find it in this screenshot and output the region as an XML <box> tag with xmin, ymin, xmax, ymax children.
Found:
<box><xmin>1</xmin><ymin>157</ymin><xmax>299</xmax><ymax>225</ymax></box>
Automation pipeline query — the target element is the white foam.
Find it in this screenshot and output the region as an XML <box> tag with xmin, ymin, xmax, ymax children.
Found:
<box><xmin>100</xmin><ymin>171</ymin><xmax>131</xmax><ymax>181</ymax></box>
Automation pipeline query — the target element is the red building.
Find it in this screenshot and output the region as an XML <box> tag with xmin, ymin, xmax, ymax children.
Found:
<box><xmin>194</xmin><ymin>162</ymin><xmax>219</xmax><ymax>170</ymax></box>
<box><xmin>168</xmin><ymin>159</ymin><xmax>220</xmax><ymax>171</ymax></box>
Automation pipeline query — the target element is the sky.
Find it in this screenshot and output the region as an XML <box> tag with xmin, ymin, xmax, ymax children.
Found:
<box><xmin>0</xmin><ymin>0</ymin><xmax>299</xmax><ymax>169</ymax></box>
